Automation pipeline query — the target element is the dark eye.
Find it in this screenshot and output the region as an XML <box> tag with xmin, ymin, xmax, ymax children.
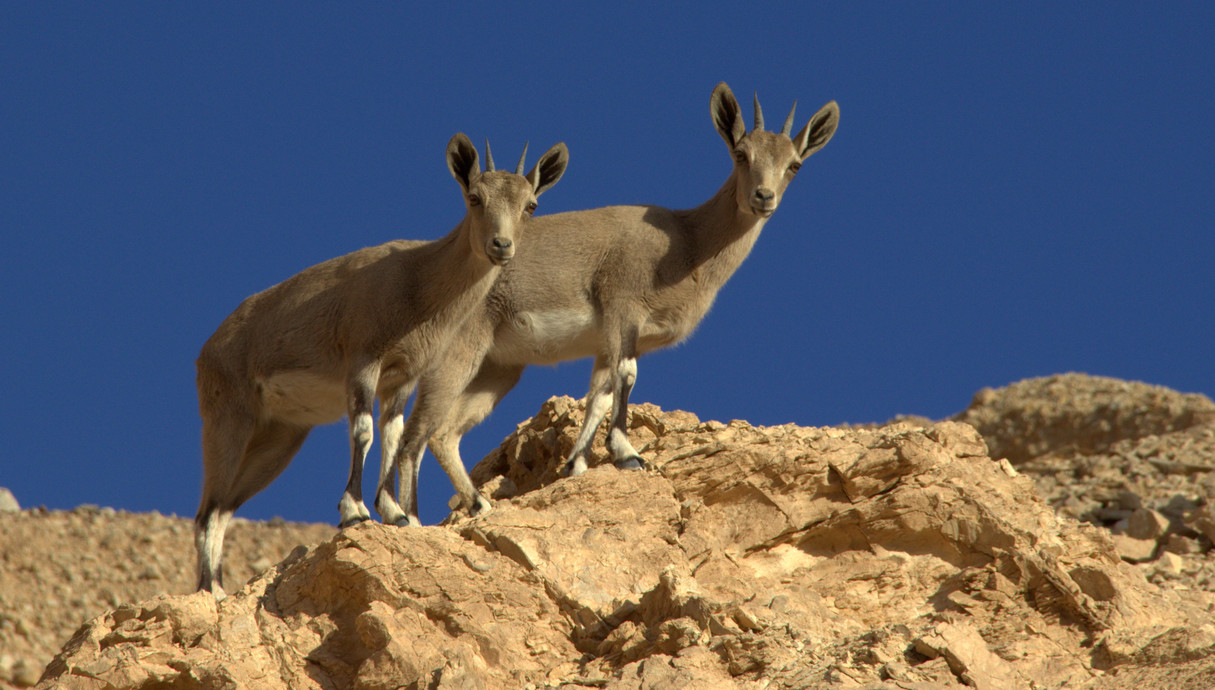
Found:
<box><xmin>525</xmin><ymin>202</ymin><xmax>538</xmax><ymax>215</ymax></box>
<box><xmin>788</xmin><ymin>162</ymin><xmax>801</xmax><ymax>175</ymax></box>
<box><xmin>733</xmin><ymin>150</ymin><xmax>746</xmax><ymax>164</ymax></box>
<box><xmin>467</xmin><ymin>194</ymin><xmax>481</xmax><ymax>207</ymax></box>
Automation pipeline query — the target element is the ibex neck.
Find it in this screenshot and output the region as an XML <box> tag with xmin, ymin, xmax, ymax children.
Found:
<box><xmin>415</xmin><ymin>219</ymin><xmax>498</xmax><ymax>316</ymax></box>
<box><xmin>679</xmin><ymin>175</ymin><xmax>766</xmax><ymax>281</ymax></box>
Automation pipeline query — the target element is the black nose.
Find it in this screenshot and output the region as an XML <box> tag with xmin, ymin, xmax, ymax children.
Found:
<box><xmin>753</xmin><ymin>188</ymin><xmax>775</xmax><ymax>202</ymax></box>
<box><xmin>492</xmin><ymin>238</ymin><xmax>513</xmax><ymax>251</ymax></box>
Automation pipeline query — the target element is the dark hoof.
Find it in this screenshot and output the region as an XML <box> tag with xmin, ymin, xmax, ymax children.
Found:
<box><xmin>338</xmin><ymin>516</ymin><xmax>369</xmax><ymax>529</ymax></box>
<box><xmin>560</xmin><ymin>460</ymin><xmax>579</xmax><ymax>477</ymax></box>
<box><xmin>614</xmin><ymin>456</ymin><xmax>646</xmax><ymax>471</ymax></box>
<box><xmin>392</xmin><ymin>516</ymin><xmax>419</xmax><ymax>527</ymax></box>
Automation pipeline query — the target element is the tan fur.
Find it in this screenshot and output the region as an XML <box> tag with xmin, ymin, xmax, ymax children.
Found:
<box><xmin>193</xmin><ymin>134</ymin><xmax>568</xmax><ymax>597</ymax></box>
<box><xmin>385</xmin><ymin>83</ymin><xmax>839</xmax><ymax>524</ymax></box>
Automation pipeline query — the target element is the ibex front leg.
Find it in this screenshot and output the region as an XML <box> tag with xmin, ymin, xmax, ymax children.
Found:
<box><xmin>396</xmin><ymin>370</ymin><xmax>491</xmax><ymax>524</ymax></box>
<box><xmin>373</xmin><ymin>388</ymin><xmax>418</xmax><ymax>526</ymax></box>
<box><xmin>604</xmin><ymin>325</ymin><xmax>645</xmax><ymax>470</ymax></box>
<box><xmin>562</xmin><ymin>325</ymin><xmax>646</xmax><ymax>476</ymax></box>
<box><xmin>562</xmin><ymin>356</ymin><xmax>615</xmax><ymax>477</ymax></box>
<box><xmin>338</xmin><ymin>362</ymin><xmax>380</xmax><ymax>528</ymax></box>
<box><xmin>605</xmin><ymin>355</ymin><xmax>644</xmax><ymax>470</ymax></box>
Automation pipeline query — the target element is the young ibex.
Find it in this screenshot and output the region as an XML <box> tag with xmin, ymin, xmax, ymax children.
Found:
<box><xmin>381</xmin><ymin>83</ymin><xmax>838</xmax><ymax>525</ymax></box>
<box><xmin>193</xmin><ymin>134</ymin><xmax>568</xmax><ymax>596</ymax></box>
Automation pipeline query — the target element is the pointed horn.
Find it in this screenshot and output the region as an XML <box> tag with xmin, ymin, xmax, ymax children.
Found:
<box><xmin>515</xmin><ymin>141</ymin><xmax>529</xmax><ymax>175</ymax></box>
<box><xmin>484</xmin><ymin>138</ymin><xmax>495</xmax><ymax>172</ymax></box>
<box><xmin>752</xmin><ymin>93</ymin><xmax>764</xmax><ymax>131</ymax></box>
<box><xmin>781</xmin><ymin>100</ymin><xmax>797</xmax><ymax>136</ymax></box>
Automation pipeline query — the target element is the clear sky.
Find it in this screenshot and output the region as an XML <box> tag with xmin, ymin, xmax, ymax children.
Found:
<box><xmin>3</xmin><ymin>4</ymin><xmax>1213</xmax><ymax>527</ymax></box>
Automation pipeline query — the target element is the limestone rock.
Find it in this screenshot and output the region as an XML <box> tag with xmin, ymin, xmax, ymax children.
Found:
<box><xmin>0</xmin><ymin>488</ymin><xmax>19</xmax><ymax>513</ymax></box>
<box><xmin>1186</xmin><ymin>504</ymin><xmax>1215</xmax><ymax>543</ymax></box>
<box><xmin>1112</xmin><ymin>533</ymin><xmax>1159</xmax><ymax>563</ymax></box>
<box><xmin>34</xmin><ymin>393</ymin><xmax>1215</xmax><ymax>689</ymax></box>
<box><xmin>955</xmin><ymin>373</ymin><xmax>1215</xmax><ymax>464</ymax></box>
<box><xmin>914</xmin><ymin>621</ymin><xmax>1026</xmax><ymax>690</ymax></box>
<box><xmin>1126</xmin><ymin>508</ymin><xmax>1172</xmax><ymax>541</ymax></box>
<box><xmin>0</xmin><ymin>509</ymin><xmax>332</xmax><ymax>690</ymax></box>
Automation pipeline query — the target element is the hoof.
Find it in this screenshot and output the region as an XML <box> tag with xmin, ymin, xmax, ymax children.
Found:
<box><xmin>338</xmin><ymin>516</ymin><xmax>369</xmax><ymax>529</ymax></box>
<box><xmin>614</xmin><ymin>455</ymin><xmax>646</xmax><ymax>471</ymax></box>
<box><xmin>469</xmin><ymin>498</ymin><xmax>491</xmax><ymax>518</ymax></box>
<box><xmin>556</xmin><ymin>461</ymin><xmax>585</xmax><ymax>476</ymax></box>
<box><xmin>392</xmin><ymin>516</ymin><xmax>420</xmax><ymax>527</ymax></box>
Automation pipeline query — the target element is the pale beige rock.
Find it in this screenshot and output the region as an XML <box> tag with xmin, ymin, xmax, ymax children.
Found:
<box><xmin>0</xmin><ymin>509</ymin><xmax>333</xmax><ymax>690</ymax></box>
<box><xmin>1157</xmin><ymin>551</ymin><xmax>1185</xmax><ymax>576</ymax></box>
<box><xmin>11</xmin><ymin>377</ymin><xmax>1215</xmax><ymax>689</ymax></box>
<box><xmin>915</xmin><ymin>621</ymin><xmax>1027</xmax><ymax>690</ymax></box>
<box><xmin>0</xmin><ymin>488</ymin><xmax>18</xmax><ymax>513</ymax></box>
<box><xmin>1126</xmin><ymin>508</ymin><xmax>1171</xmax><ymax>541</ymax></box>
<box><xmin>1186</xmin><ymin>504</ymin><xmax>1215</xmax><ymax>543</ymax></box>
<box><xmin>1164</xmin><ymin>533</ymin><xmax>1204</xmax><ymax>555</ymax></box>
<box><xmin>955</xmin><ymin>373</ymin><xmax>1215</xmax><ymax>464</ymax></box>
<box><xmin>1112</xmin><ymin>534</ymin><xmax>1159</xmax><ymax>563</ymax></box>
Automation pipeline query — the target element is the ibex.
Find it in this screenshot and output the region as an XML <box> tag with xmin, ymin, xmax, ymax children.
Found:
<box><xmin>193</xmin><ymin>133</ymin><xmax>568</xmax><ymax>596</ymax></box>
<box><xmin>378</xmin><ymin>83</ymin><xmax>838</xmax><ymax>526</ymax></box>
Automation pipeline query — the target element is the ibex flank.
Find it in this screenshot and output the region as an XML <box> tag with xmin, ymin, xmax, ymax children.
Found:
<box><xmin>383</xmin><ymin>82</ymin><xmax>838</xmax><ymax>526</ymax></box>
<box><xmin>193</xmin><ymin>134</ymin><xmax>568</xmax><ymax>597</ymax></box>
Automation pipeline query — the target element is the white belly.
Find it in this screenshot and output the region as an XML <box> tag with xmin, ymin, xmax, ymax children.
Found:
<box><xmin>260</xmin><ymin>370</ymin><xmax>347</xmax><ymax>426</ymax></box>
<box><xmin>492</xmin><ymin>309</ymin><xmax>601</xmax><ymax>365</ymax></box>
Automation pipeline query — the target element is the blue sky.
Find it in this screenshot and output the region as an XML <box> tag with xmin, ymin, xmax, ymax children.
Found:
<box><xmin>3</xmin><ymin>4</ymin><xmax>1213</xmax><ymax>526</ymax></box>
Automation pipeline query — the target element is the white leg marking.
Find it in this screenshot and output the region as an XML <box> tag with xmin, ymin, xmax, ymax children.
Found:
<box><xmin>616</xmin><ymin>357</ymin><xmax>637</xmax><ymax>388</ymax></box>
<box><xmin>338</xmin><ymin>412</ymin><xmax>376</xmax><ymax>525</ymax></box>
<box><xmin>203</xmin><ymin>509</ymin><xmax>233</xmax><ymax>599</ymax></box>
<box><xmin>608</xmin><ymin>427</ymin><xmax>641</xmax><ymax>460</ymax></box>
<box><xmin>379</xmin><ymin>413</ymin><xmax>404</xmax><ymax>484</ymax></box>
<box><xmin>351</xmin><ymin>412</ymin><xmax>374</xmax><ymax>451</ymax></box>
<box><xmin>566</xmin><ymin>386</ymin><xmax>613</xmax><ymax>476</ymax></box>
<box><xmin>338</xmin><ymin>493</ymin><xmax>371</xmax><ymax>524</ymax></box>
<box><xmin>607</xmin><ymin>357</ymin><xmax>642</xmax><ymax>464</ymax></box>
<box><xmin>374</xmin><ymin>414</ymin><xmax>408</xmax><ymax>526</ymax></box>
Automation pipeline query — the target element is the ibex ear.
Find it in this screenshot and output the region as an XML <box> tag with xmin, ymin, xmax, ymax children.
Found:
<box><xmin>793</xmin><ymin>101</ymin><xmax>839</xmax><ymax>160</ymax></box>
<box><xmin>528</xmin><ymin>142</ymin><xmax>569</xmax><ymax>197</ymax></box>
<box><xmin>710</xmin><ymin>82</ymin><xmax>746</xmax><ymax>149</ymax></box>
<box><xmin>446</xmin><ymin>133</ymin><xmax>480</xmax><ymax>192</ymax></box>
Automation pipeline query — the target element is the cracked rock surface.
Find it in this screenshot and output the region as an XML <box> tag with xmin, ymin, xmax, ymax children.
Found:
<box><xmin>25</xmin><ymin>375</ymin><xmax>1215</xmax><ymax>689</ymax></box>
<box><xmin>0</xmin><ymin>509</ymin><xmax>333</xmax><ymax>689</ymax></box>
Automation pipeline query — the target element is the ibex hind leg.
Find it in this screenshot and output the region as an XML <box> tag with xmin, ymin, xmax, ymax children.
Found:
<box><xmin>206</xmin><ymin>417</ymin><xmax>306</xmax><ymax>595</ymax></box>
<box><xmin>226</xmin><ymin>420</ymin><xmax>312</xmax><ymax>508</ymax></box>
<box><xmin>195</xmin><ymin>505</ymin><xmax>234</xmax><ymax>598</ymax></box>
<box><xmin>195</xmin><ymin>407</ymin><xmax>254</xmax><ymax>597</ymax></box>
<box><xmin>199</xmin><ymin>420</ymin><xmax>309</xmax><ymax>597</ymax></box>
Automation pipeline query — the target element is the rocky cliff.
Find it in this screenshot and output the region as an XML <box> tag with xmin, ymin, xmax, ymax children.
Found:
<box><xmin>6</xmin><ymin>374</ymin><xmax>1215</xmax><ymax>688</ymax></box>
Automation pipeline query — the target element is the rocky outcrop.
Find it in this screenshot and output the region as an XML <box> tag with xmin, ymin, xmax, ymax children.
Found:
<box><xmin>955</xmin><ymin>373</ymin><xmax>1215</xmax><ymax>465</ymax></box>
<box><xmin>34</xmin><ymin>384</ymin><xmax>1215</xmax><ymax>689</ymax></box>
<box><xmin>0</xmin><ymin>507</ymin><xmax>333</xmax><ymax>689</ymax></box>
<box><xmin>958</xmin><ymin>374</ymin><xmax>1215</xmax><ymax>609</ymax></box>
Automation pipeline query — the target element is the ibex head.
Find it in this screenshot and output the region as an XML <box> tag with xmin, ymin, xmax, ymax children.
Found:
<box><xmin>710</xmin><ymin>82</ymin><xmax>839</xmax><ymax>219</ymax></box>
<box><xmin>447</xmin><ymin>134</ymin><xmax>569</xmax><ymax>266</ymax></box>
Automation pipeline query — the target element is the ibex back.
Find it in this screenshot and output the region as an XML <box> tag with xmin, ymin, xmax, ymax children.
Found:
<box><xmin>193</xmin><ymin>134</ymin><xmax>568</xmax><ymax>597</ymax></box>
<box><xmin>383</xmin><ymin>82</ymin><xmax>838</xmax><ymax>525</ymax></box>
